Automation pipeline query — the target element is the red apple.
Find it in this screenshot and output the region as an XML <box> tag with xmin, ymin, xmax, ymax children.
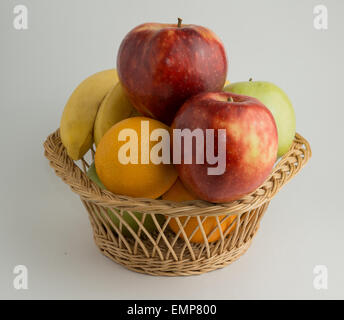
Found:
<box><xmin>117</xmin><ymin>19</ymin><xmax>227</xmax><ymax>125</ymax></box>
<box><xmin>172</xmin><ymin>92</ymin><xmax>278</xmax><ymax>203</ymax></box>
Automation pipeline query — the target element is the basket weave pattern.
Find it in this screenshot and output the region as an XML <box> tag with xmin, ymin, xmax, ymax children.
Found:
<box><xmin>44</xmin><ymin>130</ymin><xmax>311</xmax><ymax>276</ymax></box>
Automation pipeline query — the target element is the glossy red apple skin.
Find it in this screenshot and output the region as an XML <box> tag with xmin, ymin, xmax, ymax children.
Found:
<box><xmin>117</xmin><ymin>22</ymin><xmax>227</xmax><ymax>125</ymax></box>
<box><xmin>172</xmin><ymin>92</ymin><xmax>278</xmax><ymax>203</ymax></box>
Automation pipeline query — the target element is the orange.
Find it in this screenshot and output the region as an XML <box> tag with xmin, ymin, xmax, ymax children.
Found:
<box><xmin>162</xmin><ymin>179</ymin><xmax>237</xmax><ymax>243</ymax></box>
<box><xmin>95</xmin><ymin>116</ymin><xmax>178</xmax><ymax>199</ymax></box>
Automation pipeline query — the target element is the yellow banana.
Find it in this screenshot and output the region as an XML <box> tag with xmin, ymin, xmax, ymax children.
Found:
<box><xmin>60</xmin><ymin>69</ymin><xmax>118</xmax><ymax>160</ymax></box>
<box><xmin>94</xmin><ymin>82</ymin><xmax>136</xmax><ymax>146</ymax></box>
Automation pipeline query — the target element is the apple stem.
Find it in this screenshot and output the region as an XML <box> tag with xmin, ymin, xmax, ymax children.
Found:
<box><xmin>249</xmin><ymin>78</ymin><xmax>253</xmax><ymax>81</ymax></box>
<box><xmin>178</xmin><ymin>18</ymin><xmax>182</xmax><ymax>28</ymax></box>
<box><xmin>228</xmin><ymin>97</ymin><xmax>234</xmax><ymax>102</ymax></box>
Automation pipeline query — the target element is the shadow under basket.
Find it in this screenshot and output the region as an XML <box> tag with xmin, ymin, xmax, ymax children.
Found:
<box><xmin>44</xmin><ymin>130</ymin><xmax>311</xmax><ymax>276</ymax></box>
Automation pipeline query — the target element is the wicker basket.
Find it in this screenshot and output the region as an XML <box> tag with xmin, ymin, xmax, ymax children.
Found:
<box><xmin>44</xmin><ymin>129</ymin><xmax>311</xmax><ymax>276</ymax></box>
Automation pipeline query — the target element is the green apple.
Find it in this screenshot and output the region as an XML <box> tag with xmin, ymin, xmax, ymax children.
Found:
<box><xmin>224</xmin><ymin>81</ymin><xmax>296</xmax><ymax>157</ymax></box>
<box><xmin>86</xmin><ymin>162</ymin><xmax>164</xmax><ymax>237</ymax></box>
<box><xmin>86</xmin><ymin>162</ymin><xmax>106</xmax><ymax>188</ymax></box>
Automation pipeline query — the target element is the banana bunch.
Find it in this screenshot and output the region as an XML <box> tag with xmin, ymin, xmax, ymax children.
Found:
<box><xmin>60</xmin><ymin>69</ymin><xmax>137</xmax><ymax>160</ymax></box>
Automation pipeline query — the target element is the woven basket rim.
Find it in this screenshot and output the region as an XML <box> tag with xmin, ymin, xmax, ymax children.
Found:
<box><xmin>44</xmin><ymin>129</ymin><xmax>311</xmax><ymax>217</ymax></box>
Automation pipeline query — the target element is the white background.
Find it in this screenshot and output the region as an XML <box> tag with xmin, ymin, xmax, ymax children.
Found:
<box><xmin>1</xmin><ymin>0</ymin><xmax>343</xmax><ymax>299</ymax></box>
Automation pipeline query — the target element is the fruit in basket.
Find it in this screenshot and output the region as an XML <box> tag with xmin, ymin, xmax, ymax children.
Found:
<box><xmin>172</xmin><ymin>91</ymin><xmax>278</xmax><ymax>203</ymax></box>
<box><xmin>94</xmin><ymin>82</ymin><xmax>137</xmax><ymax>146</ymax></box>
<box><xmin>224</xmin><ymin>80</ymin><xmax>295</xmax><ymax>157</ymax></box>
<box><xmin>163</xmin><ymin>179</ymin><xmax>197</xmax><ymax>202</ymax></box>
<box><xmin>117</xmin><ymin>19</ymin><xmax>227</xmax><ymax>125</ymax></box>
<box><xmin>87</xmin><ymin>162</ymin><xmax>106</xmax><ymax>189</ymax></box>
<box><xmin>95</xmin><ymin>117</ymin><xmax>178</xmax><ymax>198</ymax></box>
<box><xmin>163</xmin><ymin>179</ymin><xmax>236</xmax><ymax>243</ymax></box>
<box><xmin>87</xmin><ymin>162</ymin><xmax>164</xmax><ymax>237</ymax></box>
<box><xmin>60</xmin><ymin>69</ymin><xmax>118</xmax><ymax>160</ymax></box>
